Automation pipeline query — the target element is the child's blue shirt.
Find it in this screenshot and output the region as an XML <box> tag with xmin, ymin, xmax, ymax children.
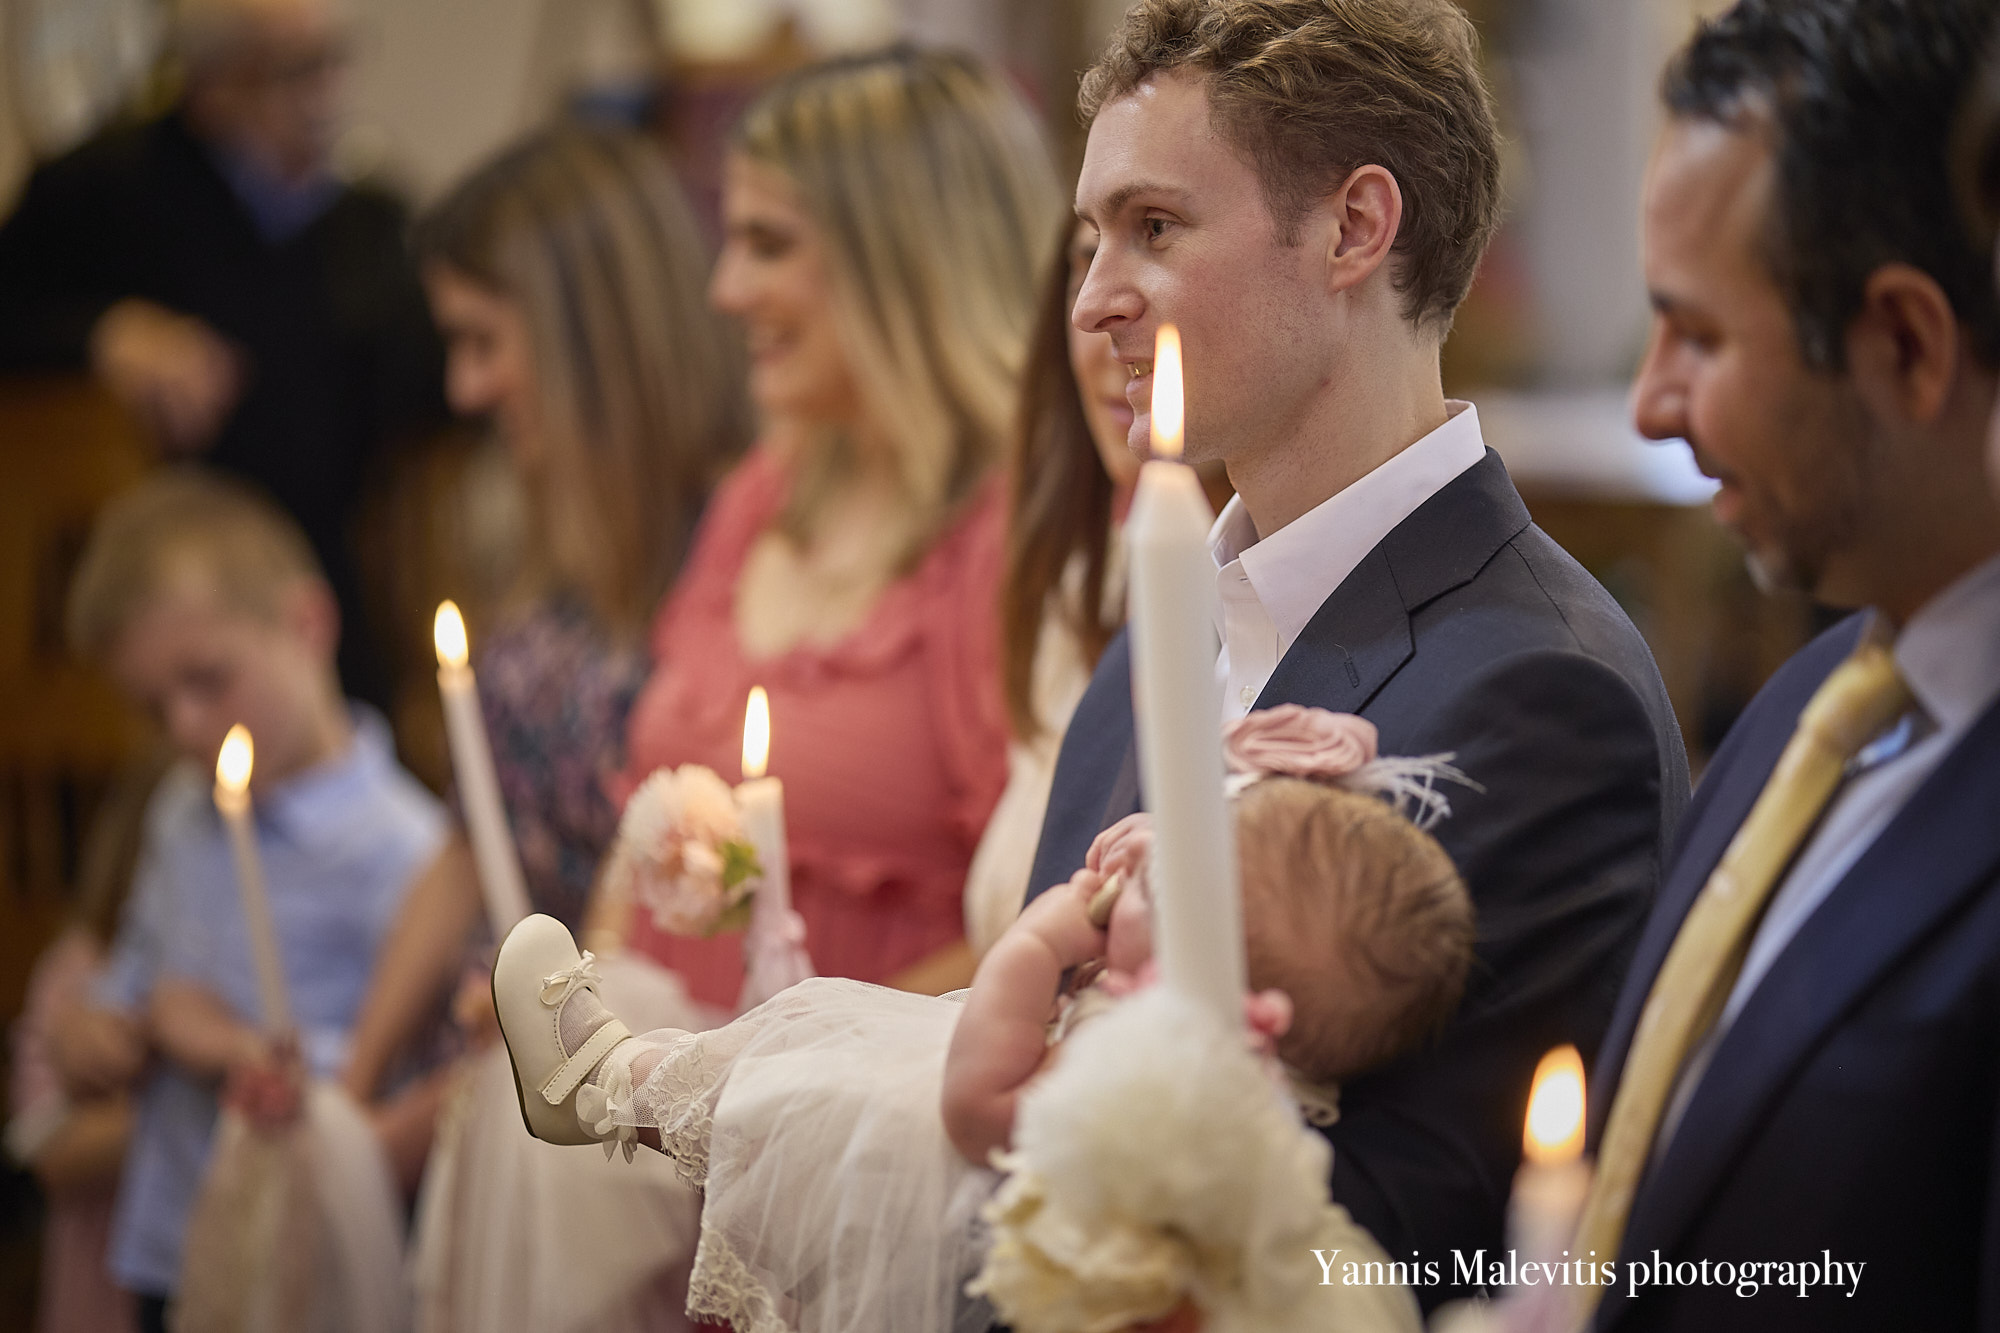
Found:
<box><xmin>96</xmin><ymin>710</ymin><xmax>445</xmax><ymax>1296</ymax></box>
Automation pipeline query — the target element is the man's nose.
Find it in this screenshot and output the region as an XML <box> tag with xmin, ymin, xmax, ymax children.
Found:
<box><xmin>1630</xmin><ymin>332</ymin><xmax>1687</xmax><ymax>443</ymax></box>
<box><xmin>1071</xmin><ymin>245</ymin><xmax>1140</xmax><ymax>334</ymax></box>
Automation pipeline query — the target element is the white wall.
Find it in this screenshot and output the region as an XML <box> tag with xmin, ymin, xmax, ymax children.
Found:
<box><xmin>340</xmin><ymin>0</ymin><xmax>548</xmax><ymax>201</ymax></box>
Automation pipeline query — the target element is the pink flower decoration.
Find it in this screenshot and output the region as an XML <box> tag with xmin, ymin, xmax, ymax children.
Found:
<box><xmin>1222</xmin><ymin>705</ymin><xmax>1378</xmax><ymax>782</ymax></box>
<box><xmin>617</xmin><ymin>765</ymin><xmax>761</xmax><ymax>937</ymax></box>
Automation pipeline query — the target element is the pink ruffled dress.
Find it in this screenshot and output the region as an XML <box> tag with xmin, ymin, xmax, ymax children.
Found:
<box><xmin>614</xmin><ymin>446</ymin><xmax>1011</xmax><ymax>1009</ymax></box>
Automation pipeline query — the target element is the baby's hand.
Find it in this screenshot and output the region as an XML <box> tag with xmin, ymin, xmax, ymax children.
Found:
<box><xmin>1010</xmin><ymin>868</ymin><xmax>1109</xmax><ymax>972</ymax></box>
<box><xmin>1087</xmin><ymin>814</ymin><xmax>1153</xmax><ymax>885</ymax></box>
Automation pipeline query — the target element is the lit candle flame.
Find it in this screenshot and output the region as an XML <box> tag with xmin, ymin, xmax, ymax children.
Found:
<box><xmin>216</xmin><ymin>724</ymin><xmax>254</xmax><ymax>794</ymax></box>
<box><xmin>743</xmin><ymin>686</ymin><xmax>771</xmax><ymax>780</ymax></box>
<box><xmin>1150</xmin><ymin>324</ymin><xmax>1184</xmax><ymax>460</ymax></box>
<box><xmin>434</xmin><ymin>600</ymin><xmax>469</xmax><ymax>670</ymax></box>
<box><xmin>1524</xmin><ymin>1044</ymin><xmax>1586</xmax><ymax>1165</ymax></box>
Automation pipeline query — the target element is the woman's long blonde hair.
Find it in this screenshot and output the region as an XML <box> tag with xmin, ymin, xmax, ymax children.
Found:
<box><xmin>738</xmin><ymin>47</ymin><xmax>1061</xmax><ymax>564</ymax></box>
<box><xmin>419</xmin><ymin>124</ymin><xmax>750</xmax><ymax>637</ymax></box>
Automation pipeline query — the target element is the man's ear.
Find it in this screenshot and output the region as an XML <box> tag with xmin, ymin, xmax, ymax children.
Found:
<box><xmin>280</xmin><ymin>577</ymin><xmax>342</xmax><ymax>663</ymax></box>
<box><xmin>1322</xmin><ymin>164</ymin><xmax>1404</xmax><ymax>298</ymax></box>
<box><xmin>1846</xmin><ymin>263</ymin><xmax>1961</xmax><ymax>427</ymax></box>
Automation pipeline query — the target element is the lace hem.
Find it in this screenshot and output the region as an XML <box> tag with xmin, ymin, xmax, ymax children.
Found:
<box><xmin>685</xmin><ymin>1218</ymin><xmax>791</xmax><ymax>1333</ymax></box>
<box><xmin>591</xmin><ymin>1022</ymin><xmax>751</xmax><ymax>1190</ymax></box>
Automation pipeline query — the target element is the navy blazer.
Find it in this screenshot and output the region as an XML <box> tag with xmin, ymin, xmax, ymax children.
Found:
<box><xmin>1027</xmin><ymin>450</ymin><xmax>1690</xmax><ymax>1309</ymax></box>
<box><xmin>1588</xmin><ymin>615</ymin><xmax>2000</xmax><ymax>1331</ymax></box>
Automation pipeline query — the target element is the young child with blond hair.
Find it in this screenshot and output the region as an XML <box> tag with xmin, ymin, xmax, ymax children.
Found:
<box><xmin>61</xmin><ymin>470</ymin><xmax>445</xmax><ymax>1332</ymax></box>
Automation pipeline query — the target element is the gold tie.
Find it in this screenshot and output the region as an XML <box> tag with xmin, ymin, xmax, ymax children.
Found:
<box><xmin>1572</xmin><ymin>641</ymin><xmax>1912</xmax><ymax>1309</ymax></box>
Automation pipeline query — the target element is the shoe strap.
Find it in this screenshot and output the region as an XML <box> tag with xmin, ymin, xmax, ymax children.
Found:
<box><xmin>541</xmin><ymin>1017</ymin><xmax>631</xmax><ymax>1105</ymax></box>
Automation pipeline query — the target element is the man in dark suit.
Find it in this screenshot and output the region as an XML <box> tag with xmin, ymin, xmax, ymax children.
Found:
<box><xmin>1032</xmin><ymin>0</ymin><xmax>1689</xmax><ymax>1308</ymax></box>
<box><xmin>0</xmin><ymin>0</ymin><xmax>445</xmax><ymax>710</ymax></box>
<box><xmin>1571</xmin><ymin>2</ymin><xmax>2000</xmax><ymax>1329</ymax></box>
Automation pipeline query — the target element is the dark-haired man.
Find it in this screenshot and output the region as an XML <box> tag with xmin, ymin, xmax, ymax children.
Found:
<box><xmin>1026</xmin><ymin>0</ymin><xmax>1687</xmax><ymax>1305</ymax></box>
<box><xmin>1574</xmin><ymin>2</ymin><xmax>2000</xmax><ymax>1329</ymax></box>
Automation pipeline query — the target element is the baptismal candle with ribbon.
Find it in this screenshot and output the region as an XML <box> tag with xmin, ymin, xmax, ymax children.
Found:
<box><xmin>433</xmin><ymin>600</ymin><xmax>532</xmax><ymax>934</ymax></box>
<box><xmin>737</xmin><ymin>686</ymin><xmax>790</xmax><ymax>917</ymax></box>
<box><xmin>1125</xmin><ymin>323</ymin><xmax>1246</xmax><ymax>1027</ymax></box>
<box><xmin>213</xmin><ymin>725</ymin><xmax>293</xmax><ymax>1034</ymax></box>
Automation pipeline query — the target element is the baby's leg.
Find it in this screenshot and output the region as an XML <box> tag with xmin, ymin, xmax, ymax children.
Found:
<box><xmin>564</xmin><ymin>983</ymin><xmax>759</xmax><ymax>1174</ymax></box>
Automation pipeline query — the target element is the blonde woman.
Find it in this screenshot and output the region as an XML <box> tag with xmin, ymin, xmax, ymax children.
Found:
<box><xmin>609</xmin><ymin>47</ymin><xmax>1060</xmax><ymax>1006</ymax></box>
<box><xmin>342</xmin><ymin>123</ymin><xmax>748</xmax><ymax>1112</ymax></box>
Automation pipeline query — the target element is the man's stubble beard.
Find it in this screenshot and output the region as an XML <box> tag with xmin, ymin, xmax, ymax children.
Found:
<box><xmin>1741</xmin><ymin>459</ymin><xmax>1871</xmax><ymax>607</ymax></box>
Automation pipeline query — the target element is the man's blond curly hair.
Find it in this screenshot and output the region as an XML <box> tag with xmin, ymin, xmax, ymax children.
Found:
<box><xmin>1080</xmin><ymin>0</ymin><xmax>1501</xmax><ymax>336</ymax></box>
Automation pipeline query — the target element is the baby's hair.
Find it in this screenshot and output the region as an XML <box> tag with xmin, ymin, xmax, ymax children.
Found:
<box><xmin>1235</xmin><ymin>777</ymin><xmax>1473</xmax><ymax>1084</ymax></box>
<box><xmin>67</xmin><ymin>469</ymin><xmax>325</xmax><ymax>663</ymax></box>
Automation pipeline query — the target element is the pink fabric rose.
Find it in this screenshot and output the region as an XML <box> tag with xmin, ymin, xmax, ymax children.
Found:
<box><xmin>1222</xmin><ymin>705</ymin><xmax>1378</xmax><ymax>783</ymax></box>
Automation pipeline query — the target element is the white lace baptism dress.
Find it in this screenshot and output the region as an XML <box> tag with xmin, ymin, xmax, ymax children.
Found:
<box><xmin>583</xmin><ymin>974</ymin><xmax>1424</xmax><ymax>1333</ymax></box>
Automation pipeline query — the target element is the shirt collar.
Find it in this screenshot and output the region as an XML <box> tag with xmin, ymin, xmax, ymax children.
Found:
<box><xmin>207</xmin><ymin>142</ymin><xmax>340</xmax><ymax>244</ymax></box>
<box><xmin>1882</xmin><ymin>550</ymin><xmax>2000</xmax><ymax>738</ymax></box>
<box><xmin>1207</xmin><ymin>401</ymin><xmax>1487</xmax><ymax>650</ymax></box>
<box><xmin>247</xmin><ymin>707</ymin><xmax>396</xmax><ymax>846</ymax></box>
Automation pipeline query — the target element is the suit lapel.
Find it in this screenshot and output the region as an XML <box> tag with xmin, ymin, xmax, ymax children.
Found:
<box><xmin>1588</xmin><ymin>620</ymin><xmax>1865</xmax><ymax>1142</ymax></box>
<box><xmin>1618</xmin><ymin>695</ymin><xmax>2000</xmax><ymax>1269</ymax></box>
<box><xmin>1121</xmin><ymin>448</ymin><xmax>1532</xmax><ymax>811</ymax></box>
<box><xmin>1588</xmin><ymin>722</ymin><xmax>1791</xmax><ymax>1132</ymax></box>
<box><xmin>1256</xmin><ymin>545</ymin><xmax>1412</xmax><ymax>714</ymax></box>
<box><xmin>1257</xmin><ymin>449</ymin><xmax>1530</xmax><ymax>713</ymax></box>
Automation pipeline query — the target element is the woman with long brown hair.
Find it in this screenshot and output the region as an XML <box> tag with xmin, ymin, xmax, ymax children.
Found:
<box><xmin>341</xmin><ymin>121</ymin><xmax>748</xmax><ymax>1116</ymax></box>
<box><xmin>965</xmin><ymin>218</ymin><xmax>1229</xmax><ymax>952</ymax></box>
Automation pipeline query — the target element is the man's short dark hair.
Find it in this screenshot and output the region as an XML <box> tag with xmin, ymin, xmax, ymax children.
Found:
<box><xmin>1665</xmin><ymin>0</ymin><xmax>2000</xmax><ymax>371</ymax></box>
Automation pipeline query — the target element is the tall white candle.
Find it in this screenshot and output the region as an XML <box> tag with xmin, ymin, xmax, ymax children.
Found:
<box><xmin>1505</xmin><ymin>1044</ymin><xmax>1593</xmax><ymax>1330</ymax></box>
<box><xmin>737</xmin><ymin>685</ymin><xmax>790</xmax><ymax>916</ymax></box>
<box><xmin>213</xmin><ymin>725</ymin><xmax>293</xmax><ymax>1034</ymax></box>
<box><xmin>434</xmin><ymin>600</ymin><xmax>533</xmax><ymax>935</ymax></box>
<box><xmin>1125</xmin><ymin>324</ymin><xmax>1246</xmax><ymax>1026</ymax></box>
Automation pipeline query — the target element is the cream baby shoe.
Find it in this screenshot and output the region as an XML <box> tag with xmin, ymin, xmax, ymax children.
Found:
<box><xmin>492</xmin><ymin>914</ymin><xmax>634</xmax><ymax>1147</ymax></box>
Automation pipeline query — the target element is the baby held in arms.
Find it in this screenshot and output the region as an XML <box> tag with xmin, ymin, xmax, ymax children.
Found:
<box><xmin>491</xmin><ymin>707</ymin><xmax>1474</xmax><ymax>1332</ymax></box>
<box><xmin>944</xmin><ymin>720</ymin><xmax>1476</xmax><ymax>1163</ymax></box>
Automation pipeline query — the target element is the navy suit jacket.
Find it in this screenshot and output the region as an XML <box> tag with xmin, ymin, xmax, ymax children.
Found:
<box><xmin>1027</xmin><ymin>450</ymin><xmax>1690</xmax><ymax>1309</ymax></box>
<box><xmin>1588</xmin><ymin>615</ymin><xmax>2000</xmax><ymax>1331</ymax></box>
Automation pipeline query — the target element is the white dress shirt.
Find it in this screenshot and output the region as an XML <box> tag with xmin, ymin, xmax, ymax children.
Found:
<box><xmin>1657</xmin><ymin>550</ymin><xmax>2000</xmax><ymax>1150</ymax></box>
<box><xmin>1208</xmin><ymin>400</ymin><xmax>1488</xmax><ymax>720</ymax></box>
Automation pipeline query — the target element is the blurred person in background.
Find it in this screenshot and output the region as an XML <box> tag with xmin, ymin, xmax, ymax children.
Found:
<box><xmin>8</xmin><ymin>752</ymin><xmax>171</xmax><ymax>1333</ymax></box>
<box><xmin>0</xmin><ymin>0</ymin><xmax>445</xmax><ymax>711</ymax></box>
<box><xmin>602</xmin><ymin>46</ymin><xmax>1060</xmax><ymax>1005</ymax></box>
<box><xmin>965</xmin><ymin>216</ymin><xmax>1232</xmax><ymax>954</ymax></box>
<box><xmin>57</xmin><ymin>473</ymin><xmax>445</xmax><ymax>1333</ymax></box>
<box><xmin>340</xmin><ymin>122</ymin><xmax>749</xmax><ymax>1111</ymax></box>
<box><xmin>334</xmin><ymin>128</ymin><xmax>743</xmax><ymax>1333</ymax></box>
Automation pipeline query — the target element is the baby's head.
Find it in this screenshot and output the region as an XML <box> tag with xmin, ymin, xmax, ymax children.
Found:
<box><xmin>1234</xmin><ymin>777</ymin><xmax>1473</xmax><ymax>1085</ymax></box>
<box><xmin>69</xmin><ymin>470</ymin><xmax>345</xmax><ymax>788</ymax></box>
